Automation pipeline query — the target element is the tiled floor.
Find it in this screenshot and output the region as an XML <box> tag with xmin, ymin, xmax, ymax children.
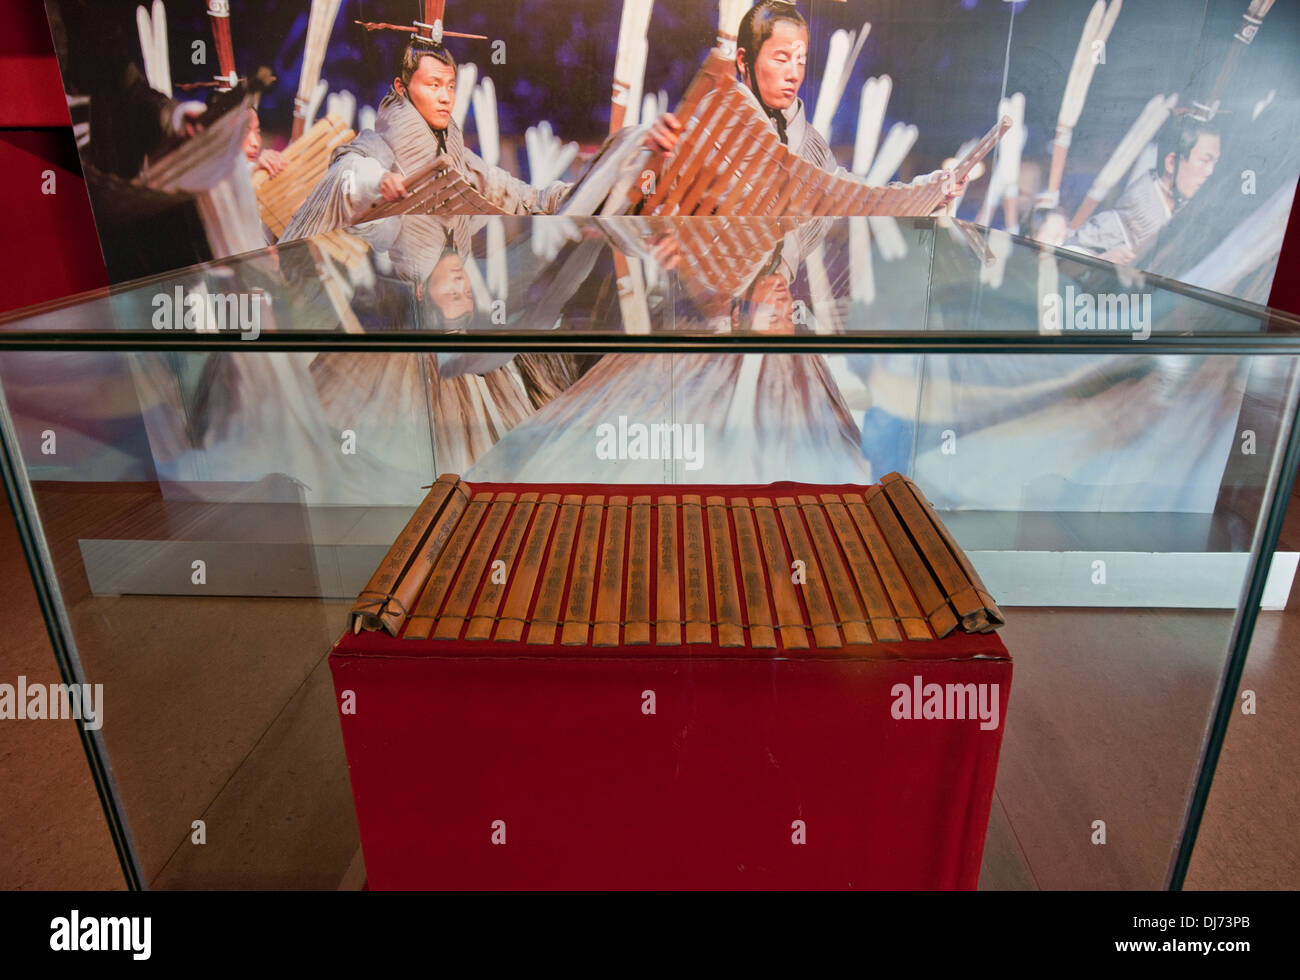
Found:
<box><xmin>1</xmin><ymin>482</ymin><xmax>1297</xmax><ymax>890</ymax></box>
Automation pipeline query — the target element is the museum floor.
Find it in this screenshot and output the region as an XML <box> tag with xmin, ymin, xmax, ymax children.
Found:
<box><xmin>3</xmin><ymin>480</ymin><xmax>1298</xmax><ymax>890</ymax></box>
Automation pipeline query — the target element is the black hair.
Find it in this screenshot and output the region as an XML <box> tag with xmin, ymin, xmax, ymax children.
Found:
<box><xmin>1156</xmin><ymin>114</ymin><xmax>1220</xmax><ymax>207</ymax></box>
<box><xmin>418</xmin><ymin>232</ymin><xmax>478</xmax><ymax>332</ymax></box>
<box><xmin>735</xmin><ymin>1</ymin><xmax>808</xmax><ymax>145</ymax></box>
<box><xmin>1157</xmin><ymin>115</ymin><xmax>1219</xmax><ymax>169</ymax></box>
<box><xmin>394</xmin><ymin>39</ymin><xmax>456</xmax><ymax>91</ymax></box>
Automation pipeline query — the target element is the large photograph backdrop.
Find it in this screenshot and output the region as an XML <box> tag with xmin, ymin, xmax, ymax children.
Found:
<box><xmin>42</xmin><ymin>0</ymin><xmax>1300</xmax><ymax>303</ymax></box>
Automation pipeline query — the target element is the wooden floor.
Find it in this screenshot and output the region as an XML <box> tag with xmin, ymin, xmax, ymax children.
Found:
<box><xmin>2</xmin><ymin>480</ymin><xmax>1297</xmax><ymax>890</ymax></box>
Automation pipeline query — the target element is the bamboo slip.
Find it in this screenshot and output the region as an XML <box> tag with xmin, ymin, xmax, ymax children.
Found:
<box><xmin>348</xmin><ymin>474</ymin><xmax>1005</xmax><ymax>649</ymax></box>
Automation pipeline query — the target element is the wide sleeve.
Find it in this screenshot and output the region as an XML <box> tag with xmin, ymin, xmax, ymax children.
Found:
<box><xmin>461</xmin><ymin>145</ymin><xmax>572</xmax><ymax>215</ymax></box>
<box><xmin>280</xmin><ymin>149</ymin><xmax>390</xmax><ymax>243</ymax></box>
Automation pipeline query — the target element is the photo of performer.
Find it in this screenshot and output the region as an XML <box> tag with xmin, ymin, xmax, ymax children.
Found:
<box><xmin>629</xmin><ymin>0</ymin><xmax>967</xmax><ymax>214</ymax></box>
<box><xmin>281</xmin><ymin>36</ymin><xmax>573</xmax><ymax>241</ymax></box>
<box><xmin>647</xmin><ymin>1</ymin><xmax>829</xmax><ymax>169</ymax></box>
<box><xmin>1066</xmin><ymin>115</ymin><xmax>1221</xmax><ymax>266</ymax></box>
<box><xmin>243</xmin><ymin>108</ymin><xmax>288</xmax><ymax>178</ymax></box>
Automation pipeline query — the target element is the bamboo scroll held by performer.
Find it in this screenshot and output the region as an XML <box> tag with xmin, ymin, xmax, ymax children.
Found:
<box><xmin>281</xmin><ymin>18</ymin><xmax>572</xmax><ymax>240</ymax></box>
<box><xmin>564</xmin><ymin>0</ymin><xmax>1005</xmax><ymax>218</ymax></box>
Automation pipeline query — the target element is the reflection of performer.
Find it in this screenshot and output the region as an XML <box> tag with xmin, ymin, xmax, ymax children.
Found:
<box><xmin>310</xmin><ymin>216</ymin><xmax>584</xmax><ymax>475</ymax></box>
<box><xmin>281</xmin><ymin>40</ymin><xmax>572</xmax><ymax>241</ymax></box>
<box><xmin>1066</xmin><ymin>116</ymin><xmax>1221</xmax><ymax>265</ymax></box>
<box><xmin>468</xmin><ymin>218</ymin><xmax>871</xmax><ymax>485</ymax></box>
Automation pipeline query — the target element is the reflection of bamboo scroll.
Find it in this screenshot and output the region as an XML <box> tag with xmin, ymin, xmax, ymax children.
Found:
<box><xmin>852</xmin><ymin>75</ymin><xmax>891</xmax><ymax>177</ymax></box>
<box><xmin>1046</xmin><ymin>0</ymin><xmax>1123</xmax><ymax>205</ymax></box>
<box><xmin>1069</xmin><ymin>93</ymin><xmax>1177</xmax><ymax>230</ymax></box>
<box><xmin>812</xmin><ymin>24</ymin><xmax>870</xmax><ymax>142</ymax></box>
<box><xmin>292</xmin><ymin>0</ymin><xmax>345</xmax><ymax>140</ymax></box>
<box><xmin>136</xmin><ymin>1</ymin><xmax>172</xmax><ymax>97</ymax></box>
<box><xmin>611</xmin><ymin>0</ymin><xmax>654</xmax><ymax>133</ymax></box>
<box><xmin>716</xmin><ymin>0</ymin><xmax>749</xmax><ymax>58</ymax></box>
<box><xmin>1194</xmin><ymin>0</ymin><xmax>1277</xmax><ymax>121</ymax></box>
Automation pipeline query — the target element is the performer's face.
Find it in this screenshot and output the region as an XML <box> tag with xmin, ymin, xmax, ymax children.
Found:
<box><xmin>1166</xmin><ymin>133</ymin><xmax>1221</xmax><ymax>201</ymax></box>
<box><xmin>739</xmin><ymin>21</ymin><xmax>808</xmax><ymax>110</ymax></box>
<box><xmin>397</xmin><ymin>56</ymin><xmax>457</xmax><ymax>131</ymax></box>
<box><xmin>423</xmin><ymin>254</ymin><xmax>475</xmax><ymax>322</ymax></box>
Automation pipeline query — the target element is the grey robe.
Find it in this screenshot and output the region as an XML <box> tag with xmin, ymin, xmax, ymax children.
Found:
<box><xmin>281</xmin><ymin>88</ymin><xmax>571</xmax><ymax>242</ymax></box>
<box><xmin>1066</xmin><ymin>170</ymin><xmax>1173</xmax><ymax>259</ymax></box>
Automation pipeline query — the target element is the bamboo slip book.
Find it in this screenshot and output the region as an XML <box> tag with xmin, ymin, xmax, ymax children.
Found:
<box><xmin>332</xmin><ymin>474</ymin><xmax>1010</xmax><ymax>889</ymax></box>
<box><xmin>348</xmin><ymin>472</ymin><xmax>1005</xmax><ymax>650</ymax></box>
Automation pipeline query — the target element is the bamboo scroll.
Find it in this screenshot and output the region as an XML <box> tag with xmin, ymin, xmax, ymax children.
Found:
<box><xmin>350</xmin><ymin>474</ymin><xmax>1006</xmax><ymax>648</ymax></box>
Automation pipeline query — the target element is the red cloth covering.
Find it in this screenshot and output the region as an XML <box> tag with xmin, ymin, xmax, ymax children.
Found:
<box><xmin>330</xmin><ymin>479</ymin><xmax>1012</xmax><ymax>889</ymax></box>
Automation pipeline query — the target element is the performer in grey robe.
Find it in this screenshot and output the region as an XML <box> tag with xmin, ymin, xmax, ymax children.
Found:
<box><xmin>1066</xmin><ymin>116</ymin><xmax>1221</xmax><ymax>265</ymax></box>
<box><xmin>569</xmin><ymin>0</ymin><xmax>960</xmax><ymax>216</ymax></box>
<box><xmin>566</xmin><ymin>1</ymin><xmax>838</xmax><ymax>216</ymax></box>
<box><xmin>281</xmin><ymin>40</ymin><xmax>571</xmax><ymax>241</ymax></box>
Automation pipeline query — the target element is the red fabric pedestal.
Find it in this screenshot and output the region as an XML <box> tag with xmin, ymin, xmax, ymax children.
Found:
<box><xmin>330</xmin><ymin>628</ymin><xmax>1010</xmax><ymax>890</ymax></box>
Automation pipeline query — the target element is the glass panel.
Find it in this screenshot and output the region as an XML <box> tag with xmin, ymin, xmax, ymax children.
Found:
<box><xmin>6</xmin><ymin>217</ymin><xmax>1298</xmax><ymax>344</ymax></box>
<box><xmin>2</xmin><ymin>214</ymin><xmax>1298</xmax><ymax>889</ymax></box>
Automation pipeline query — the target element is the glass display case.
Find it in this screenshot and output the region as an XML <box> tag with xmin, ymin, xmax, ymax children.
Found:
<box><xmin>2</xmin><ymin>214</ymin><xmax>1298</xmax><ymax>889</ymax></box>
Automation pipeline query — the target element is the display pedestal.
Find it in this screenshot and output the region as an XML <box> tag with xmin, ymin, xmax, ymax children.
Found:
<box><xmin>331</xmin><ymin>629</ymin><xmax>1009</xmax><ymax>889</ymax></box>
<box><xmin>330</xmin><ymin>475</ymin><xmax>1011</xmax><ymax>889</ymax></box>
